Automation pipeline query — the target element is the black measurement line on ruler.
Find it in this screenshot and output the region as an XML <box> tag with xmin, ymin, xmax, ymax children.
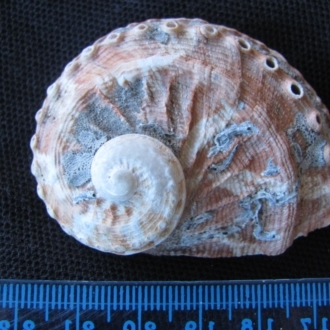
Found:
<box><xmin>0</xmin><ymin>279</ymin><xmax>330</xmax><ymax>329</ymax></box>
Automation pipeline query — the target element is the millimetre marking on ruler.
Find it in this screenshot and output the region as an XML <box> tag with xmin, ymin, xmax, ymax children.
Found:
<box><xmin>45</xmin><ymin>284</ymin><xmax>49</xmax><ymax>321</ymax></box>
<box><xmin>193</xmin><ymin>285</ymin><xmax>196</xmax><ymax>310</ymax></box>
<box><xmin>168</xmin><ymin>285</ymin><xmax>172</xmax><ymax>322</ymax></box>
<box><xmin>186</xmin><ymin>285</ymin><xmax>190</xmax><ymax>311</ymax></box>
<box><xmin>57</xmin><ymin>284</ymin><xmax>61</xmax><ymax>309</ymax></box>
<box><xmin>89</xmin><ymin>285</ymin><xmax>92</xmax><ymax>310</ymax></box>
<box><xmin>228</xmin><ymin>285</ymin><xmax>232</xmax><ymax>320</ymax></box>
<box><xmin>222</xmin><ymin>285</ymin><xmax>226</xmax><ymax>311</ymax></box>
<box><xmin>132</xmin><ymin>285</ymin><xmax>136</xmax><ymax>311</ymax></box>
<box><xmin>297</xmin><ymin>283</ymin><xmax>300</xmax><ymax>307</ymax></box>
<box><xmin>27</xmin><ymin>284</ymin><xmax>31</xmax><ymax>308</ymax></box>
<box><xmin>302</xmin><ymin>283</ymin><xmax>306</xmax><ymax>306</ymax></box>
<box><xmin>156</xmin><ymin>285</ymin><xmax>160</xmax><ymax>310</ymax></box>
<box><xmin>107</xmin><ymin>286</ymin><xmax>111</xmax><ymax>322</ymax></box>
<box><xmin>51</xmin><ymin>285</ymin><xmax>56</xmax><ymax>310</ymax></box>
<box><xmin>313</xmin><ymin>283</ymin><xmax>317</xmax><ymax>330</ymax></box>
<box><xmin>2</xmin><ymin>284</ymin><xmax>6</xmax><ymax>308</ymax></box>
<box><xmin>21</xmin><ymin>284</ymin><xmax>25</xmax><ymax>309</ymax></box>
<box><xmin>125</xmin><ymin>285</ymin><xmax>129</xmax><ymax>311</ymax></box>
<box><xmin>138</xmin><ymin>285</ymin><xmax>142</xmax><ymax>330</ymax></box>
<box><xmin>9</xmin><ymin>284</ymin><xmax>13</xmax><ymax>308</ymax></box>
<box><xmin>113</xmin><ymin>285</ymin><xmax>117</xmax><ymax>311</ymax></box>
<box><xmin>144</xmin><ymin>285</ymin><xmax>148</xmax><ymax>311</ymax></box>
<box><xmin>14</xmin><ymin>284</ymin><xmax>18</xmax><ymax>330</ymax></box>
<box><xmin>76</xmin><ymin>285</ymin><xmax>80</xmax><ymax>330</ymax></box>
<box><xmin>151</xmin><ymin>285</ymin><xmax>155</xmax><ymax>310</ymax></box>
<box><xmin>101</xmin><ymin>285</ymin><xmax>105</xmax><ymax>310</ymax></box>
<box><xmin>245</xmin><ymin>284</ymin><xmax>249</xmax><ymax>309</ymax></box>
<box><xmin>120</xmin><ymin>285</ymin><xmax>124</xmax><ymax>310</ymax></box>
<box><xmin>199</xmin><ymin>286</ymin><xmax>203</xmax><ymax>330</ymax></box>
<box><xmin>95</xmin><ymin>285</ymin><xmax>99</xmax><ymax>310</ymax></box>
<box><xmin>211</xmin><ymin>285</ymin><xmax>214</xmax><ymax>309</ymax></box>
<box><xmin>70</xmin><ymin>285</ymin><xmax>74</xmax><ymax>310</ymax></box>
<box><xmin>286</xmin><ymin>283</ymin><xmax>289</xmax><ymax>318</ymax></box>
<box><xmin>257</xmin><ymin>285</ymin><xmax>261</xmax><ymax>330</ymax></box>
<box><xmin>205</xmin><ymin>284</ymin><xmax>208</xmax><ymax>310</ymax></box>
<box><xmin>162</xmin><ymin>286</ymin><xmax>166</xmax><ymax>312</ymax></box>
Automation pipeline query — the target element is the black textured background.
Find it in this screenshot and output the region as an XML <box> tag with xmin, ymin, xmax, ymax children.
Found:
<box><xmin>1</xmin><ymin>0</ymin><xmax>330</xmax><ymax>281</ymax></box>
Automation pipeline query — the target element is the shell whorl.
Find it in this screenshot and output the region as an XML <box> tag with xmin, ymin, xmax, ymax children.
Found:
<box><xmin>31</xmin><ymin>18</ymin><xmax>330</xmax><ymax>257</ymax></box>
<box><xmin>90</xmin><ymin>134</ymin><xmax>186</xmax><ymax>254</ymax></box>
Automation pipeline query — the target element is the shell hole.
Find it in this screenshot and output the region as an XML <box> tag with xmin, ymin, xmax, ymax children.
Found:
<box><xmin>166</xmin><ymin>21</ymin><xmax>178</xmax><ymax>29</ymax></box>
<box><xmin>65</xmin><ymin>61</ymin><xmax>79</xmax><ymax>73</ymax></box>
<box><xmin>308</xmin><ymin>111</ymin><xmax>322</xmax><ymax>132</ymax></box>
<box><xmin>84</xmin><ymin>46</ymin><xmax>93</xmax><ymax>54</ymax></box>
<box><xmin>290</xmin><ymin>83</ymin><xmax>303</xmax><ymax>96</ymax></box>
<box><xmin>205</xmin><ymin>25</ymin><xmax>217</xmax><ymax>34</ymax></box>
<box><xmin>238</xmin><ymin>38</ymin><xmax>250</xmax><ymax>50</ymax></box>
<box><xmin>108</xmin><ymin>33</ymin><xmax>119</xmax><ymax>41</ymax></box>
<box><xmin>96</xmin><ymin>36</ymin><xmax>106</xmax><ymax>44</ymax></box>
<box><xmin>137</xmin><ymin>24</ymin><xmax>148</xmax><ymax>31</ymax></box>
<box><xmin>265</xmin><ymin>57</ymin><xmax>278</xmax><ymax>70</ymax></box>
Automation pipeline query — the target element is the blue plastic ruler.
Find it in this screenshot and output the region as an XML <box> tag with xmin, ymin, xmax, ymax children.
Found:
<box><xmin>0</xmin><ymin>279</ymin><xmax>330</xmax><ymax>330</ymax></box>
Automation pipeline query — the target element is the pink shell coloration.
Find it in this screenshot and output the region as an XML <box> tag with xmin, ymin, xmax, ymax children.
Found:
<box><xmin>31</xmin><ymin>18</ymin><xmax>330</xmax><ymax>257</ymax></box>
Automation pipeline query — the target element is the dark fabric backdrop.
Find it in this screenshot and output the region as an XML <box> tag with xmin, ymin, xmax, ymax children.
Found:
<box><xmin>1</xmin><ymin>0</ymin><xmax>330</xmax><ymax>281</ymax></box>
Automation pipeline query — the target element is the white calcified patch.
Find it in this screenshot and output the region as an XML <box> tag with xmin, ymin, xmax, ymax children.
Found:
<box><xmin>117</xmin><ymin>52</ymin><xmax>185</xmax><ymax>86</ymax></box>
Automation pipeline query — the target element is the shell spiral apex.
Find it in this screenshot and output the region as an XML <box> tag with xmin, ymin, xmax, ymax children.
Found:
<box><xmin>89</xmin><ymin>134</ymin><xmax>186</xmax><ymax>254</ymax></box>
<box><xmin>31</xmin><ymin>18</ymin><xmax>330</xmax><ymax>257</ymax></box>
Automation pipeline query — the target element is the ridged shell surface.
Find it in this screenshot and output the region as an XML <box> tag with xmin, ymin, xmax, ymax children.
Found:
<box><xmin>31</xmin><ymin>18</ymin><xmax>330</xmax><ymax>257</ymax></box>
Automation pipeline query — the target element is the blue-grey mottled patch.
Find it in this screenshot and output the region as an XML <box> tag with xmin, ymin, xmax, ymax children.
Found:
<box><xmin>180</xmin><ymin>224</ymin><xmax>242</xmax><ymax>246</ymax></box>
<box><xmin>108</xmin><ymin>79</ymin><xmax>145</xmax><ymax>126</ymax></box>
<box><xmin>237</xmin><ymin>188</ymin><xmax>297</xmax><ymax>241</ymax></box>
<box><xmin>262</xmin><ymin>159</ymin><xmax>281</xmax><ymax>177</ymax></box>
<box><xmin>76</xmin><ymin>100</ymin><xmax>131</xmax><ymax>138</ymax></box>
<box><xmin>63</xmin><ymin>151</ymin><xmax>93</xmax><ymax>187</ymax></box>
<box><xmin>209</xmin><ymin>145</ymin><xmax>238</xmax><ymax>173</ymax></box>
<box><xmin>62</xmin><ymin>79</ymin><xmax>146</xmax><ymax>188</ymax></box>
<box><xmin>182</xmin><ymin>212</ymin><xmax>214</xmax><ymax>231</ymax></box>
<box><xmin>73</xmin><ymin>191</ymin><xmax>96</xmax><ymax>204</ymax></box>
<box><xmin>139</xmin><ymin>124</ymin><xmax>179</xmax><ymax>155</ymax></box>
<box><xmin>287</xmin><ymin>113</ymin><xmax>326</xmax><ymax>172</ymax></box>
<box><xmin>146</xmin><ymin>26</ymin><xmax>169</xmax><ymax>44</ymax></box>
<box><xmin>63</xmin><ymin>131</ymin><xmax>107</xmax><ymax>187</ymax></box>
<box><xmin>253</xmin><ymin>226</ymin><xmax>279</xmax><ymax>241</ymax></box>
<box><xmin>76</xmin><ymin>129</ymin><xmax>107</xmax><ymax>151</ymax></box>
<box><xmin>238</xmin><ymin>101</ymin><xmax>245</xmax><ymax>110</ymax></box>
<box><xmin>62</xmin><ymin>77</ymin><xmax>184</xmax><ymax>188</ymax></box>
<box><xmin>208</xmin><ymin>121</ymin><xmax>258</xmax><ymax>157</ymax></box>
